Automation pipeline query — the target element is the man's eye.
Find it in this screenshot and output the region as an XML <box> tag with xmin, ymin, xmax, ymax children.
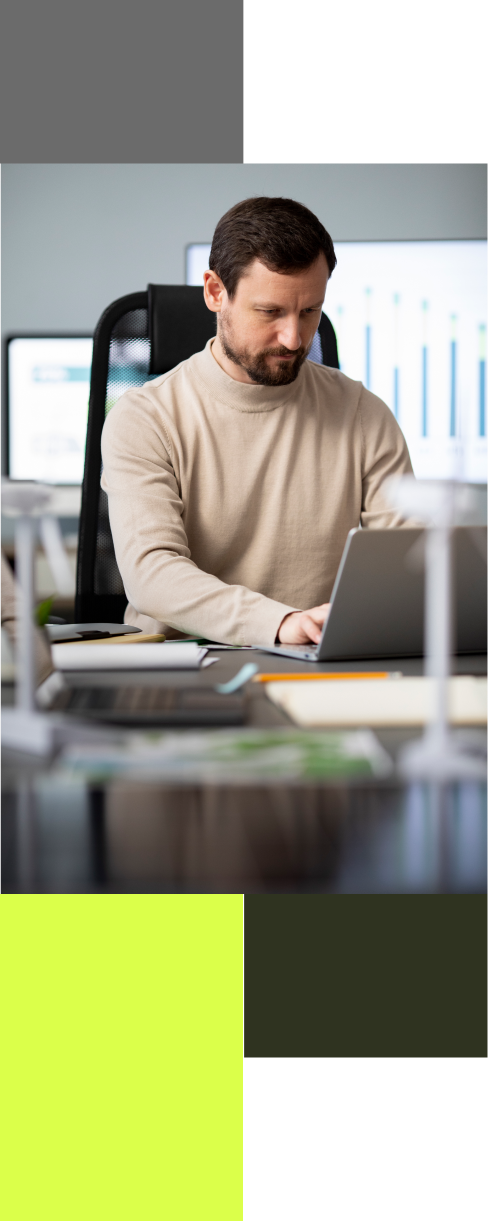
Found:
<box><xmin>257</xmin><ymin>307</ymin><xmax>320</xmax><ymax>315</ymax></box>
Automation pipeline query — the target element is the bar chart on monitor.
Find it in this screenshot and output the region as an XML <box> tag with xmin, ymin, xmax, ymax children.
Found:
<box><xmin>326</xmin><ymin>241</ymin><xmax>487</xmax><ymax>482</ymax></box>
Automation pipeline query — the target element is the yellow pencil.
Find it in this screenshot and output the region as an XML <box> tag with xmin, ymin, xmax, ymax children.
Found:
<box><xmin>253</xmin><ymin>671</ymin><xmax>401</xmax><ymax>683</ymax></box>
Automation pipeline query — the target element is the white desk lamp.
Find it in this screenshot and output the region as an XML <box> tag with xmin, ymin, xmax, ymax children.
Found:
<box><xmin>385</xmin><ymin>477</ymin><xmax>486</xmax><ymax>779</ymax></box>
<box><xmin>1</xmin><ymin>480</ymin><xmax>96</xmax><ymax>755</ymax></box>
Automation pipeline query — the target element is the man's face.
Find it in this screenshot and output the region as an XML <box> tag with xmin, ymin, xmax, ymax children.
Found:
<box><xmin>204</xmin><ymin>254</ymin><xmax>329</xmax><ymax>386</ymax></box>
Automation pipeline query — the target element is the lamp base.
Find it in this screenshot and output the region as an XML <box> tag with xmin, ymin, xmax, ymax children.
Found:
<box><xmin>399</xmin><ymin>729</ymin><xmax>487</xmax><ymax>780</ymax></box>
<box><xmin>1</xmin><ymin>708</ymin><xmax>110</xmax><ymax>757</ymax></box>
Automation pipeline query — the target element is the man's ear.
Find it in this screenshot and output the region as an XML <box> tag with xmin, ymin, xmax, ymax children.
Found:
<box><xmin>203</xmin><ymin>269</ymin><xmax>225</xmax><ymax>314</ymax></box>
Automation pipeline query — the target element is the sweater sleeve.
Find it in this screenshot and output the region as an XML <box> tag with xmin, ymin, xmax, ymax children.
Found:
<box><xmin>101</xmin><ymin>392</ymin><xmax>297</xmax><ymax>645</ymax></box>
<box><xmin>358</xmin><ymin>387</ymin><xmax>415</xmax><ymax>528</ymax></box>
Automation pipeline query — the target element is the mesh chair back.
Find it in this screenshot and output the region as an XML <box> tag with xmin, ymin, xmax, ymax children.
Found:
<box><xmin>75</xmin><ymin>287</ymin><xmax>339</xmax><ymax>623</ymax></box>
<box><xmin>317</xmin><ymin>313</ymin><xmax>340</xmax><ymax>367</ymax></box>
<box><xmin>76</xmin><ymin>293</ymin><xmax>150</xmax><ymax>621</ymax></box>
<box><xmin>94</xmin><ymin>307</ymin><xmax>151</xmax><ymax>601</ymax></box>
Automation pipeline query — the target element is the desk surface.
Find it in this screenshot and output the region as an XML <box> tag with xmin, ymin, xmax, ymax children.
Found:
<box><xmin>2</xmin><ymin>649</ymin><xmax>486</xmax><ymax>894</ymax></box>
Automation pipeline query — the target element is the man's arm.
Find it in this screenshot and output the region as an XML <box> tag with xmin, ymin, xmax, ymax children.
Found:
<box><xmin>359</xmin><ymin>387</ymin><xmax>414</xmax><ymax>527</ymax></box>
<box><xmin>101</xmin><ymin>392</ymin><xmax>298</xmax><ymax>646</ymax></box>
<box><xmin>274</xmin><ymin>391</ymin><xmax>414</xmax><ymax>645</ymax></box>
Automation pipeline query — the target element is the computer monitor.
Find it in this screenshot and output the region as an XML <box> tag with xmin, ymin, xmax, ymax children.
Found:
<box><xmin>5</xmin><ymin>335</ymin><xmax>93</xmax><ymax>484</ymax></box>
<box><xmin>186</xmin><ymin>239</ymin><xmax>487</xmax><ymax>483</ymax></box>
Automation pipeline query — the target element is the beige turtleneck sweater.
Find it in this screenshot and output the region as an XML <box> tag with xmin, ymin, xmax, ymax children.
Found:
<box><xmin>101</xmin><ymin>339</ymin><xmax>413</xmax><ymax>644</ymax></box>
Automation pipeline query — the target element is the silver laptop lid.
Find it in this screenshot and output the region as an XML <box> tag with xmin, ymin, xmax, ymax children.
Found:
<box><xmin>317</xmin><ymin>526</ymin><xmax>487</xmax><ymax>661</ymax></box>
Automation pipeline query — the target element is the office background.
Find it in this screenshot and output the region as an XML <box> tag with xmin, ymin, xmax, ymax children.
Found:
<box><xmin>2</xmin><ymin>163</ymin><xmax>486</xmax><ymax>338</ymax></box>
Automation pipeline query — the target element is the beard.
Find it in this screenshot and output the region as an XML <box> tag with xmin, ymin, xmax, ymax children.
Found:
<box><xmin>218</xmin><ymin>311</ymin><xmax>311</xmax><ymax>386</ymax></box>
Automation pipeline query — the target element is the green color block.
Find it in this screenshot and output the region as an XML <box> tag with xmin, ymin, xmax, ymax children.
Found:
<box><xmin>1</xmin><ymin>895</ymin><xmax>243</xmax><ymax>1220</ymax></box>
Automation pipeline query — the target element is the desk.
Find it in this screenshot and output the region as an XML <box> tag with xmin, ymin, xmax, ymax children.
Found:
<box><xmin>2</xmin><ymin>650</ymin><xmax>486</xmax><ymax>893</ymax></box>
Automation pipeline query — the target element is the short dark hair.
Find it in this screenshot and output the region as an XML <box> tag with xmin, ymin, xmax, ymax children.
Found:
<box><xmin>209</xmin><ymin>196</ymin><xmax>336</xmax><ymax>299</ymax></box>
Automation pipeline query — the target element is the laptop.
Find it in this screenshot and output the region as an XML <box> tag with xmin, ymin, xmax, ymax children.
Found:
<box><xmin>41</xmin><ymin>679</ymin><xmax>246</xmax><ymax>726</ymax></box>
<box><xmin>256</xmin><ymin>526</ymin><xmax>487</xmax><ymax>662</ymax></box>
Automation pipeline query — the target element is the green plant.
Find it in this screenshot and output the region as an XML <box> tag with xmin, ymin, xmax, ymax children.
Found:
<box><xmin>35</xmin><ymin>596</ymin><xmax>54</xmax><ymax>627</ymax></box>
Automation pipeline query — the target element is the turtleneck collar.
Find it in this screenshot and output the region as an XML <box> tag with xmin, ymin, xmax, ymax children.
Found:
<box><xmin>190</xmin><ymin>338</ymin><xmax>306</xmax><ymax>413</ymax></box>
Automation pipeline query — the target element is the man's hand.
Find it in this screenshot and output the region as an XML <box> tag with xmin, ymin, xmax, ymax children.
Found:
<box><xmin>277</xmin><ymin>603</ymin><xmax>331</xmax><ymax>645</ymax></box>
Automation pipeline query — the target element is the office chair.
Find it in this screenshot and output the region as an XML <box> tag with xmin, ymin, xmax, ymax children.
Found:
<box><xmin>75</xmin><ymin>286</ymin><xmax>340</xmax><ymax>623</ymax></box>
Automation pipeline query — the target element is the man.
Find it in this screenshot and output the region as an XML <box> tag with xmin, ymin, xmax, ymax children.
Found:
<box><xmin>101</xmin><ymin>197</ymin><xmax>412</xmax><ymax>645</ymax></box>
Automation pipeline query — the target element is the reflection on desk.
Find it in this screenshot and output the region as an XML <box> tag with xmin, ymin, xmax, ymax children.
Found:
<box><xmin>2</xmin><ymin>771</ymin><xmax>486</xmax><ymax>894</ymax></box>
<box><xmin>2</xmin><ymin>650</ymin><xmax>487</xmax><ymax>894</ymax></box>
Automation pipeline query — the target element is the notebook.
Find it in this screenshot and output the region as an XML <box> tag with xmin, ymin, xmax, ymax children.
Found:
<box><xmin>51</xmin><ymin>641</ymin><xmax>209</xmax><ymax>671</ymax></box>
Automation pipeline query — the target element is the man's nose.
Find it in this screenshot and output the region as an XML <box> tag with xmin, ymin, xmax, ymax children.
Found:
<box><xmin>276</xmin><ymin>316</ymin><xmax>302</xmax><ymax>351</ymax></box>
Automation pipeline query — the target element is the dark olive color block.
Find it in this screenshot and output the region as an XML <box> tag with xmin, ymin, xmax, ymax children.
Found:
<box><xmin>244</xmin><ymin>895</ymin><xmax>487</xmax><ymax>1057</ymax></box>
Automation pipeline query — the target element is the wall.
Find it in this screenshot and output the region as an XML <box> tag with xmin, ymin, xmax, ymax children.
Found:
<box><xmin>2</xmin><ymin>163</ymin><xmax>485</xmax><ymax>507</ymax></box>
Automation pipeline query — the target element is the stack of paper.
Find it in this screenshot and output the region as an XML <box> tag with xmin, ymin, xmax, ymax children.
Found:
<box><xmin>265</xmin><ymin>676</ymin><xmax>487</xmax><ymax>727</ymax></box>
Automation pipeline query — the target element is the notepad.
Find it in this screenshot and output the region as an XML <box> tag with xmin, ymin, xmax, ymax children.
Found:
<box><xmin>52</xmin><ymin>642</ymin><xmax>209</xmax><ymax>671</ymax></box>
<box><xmin>265</xmin><ymin>676</ymin><xmax>487</xmax><ymax>727</ymax></box>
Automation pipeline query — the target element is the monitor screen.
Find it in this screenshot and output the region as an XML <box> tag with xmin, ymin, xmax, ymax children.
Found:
<box><xmin>7</xmin><ymin>336</ymin><xmax>93</xmax><ymax>484</ymax></box>
<box><xmin>186</xmin><ymin>240</ymin><xmax>487</xmax><ymax>483</ymax></box>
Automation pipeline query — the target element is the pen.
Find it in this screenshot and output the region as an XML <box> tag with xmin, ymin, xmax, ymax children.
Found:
<box><xmin>253</xmin><ymin>671</ymin><xmax>402</xmax><ymax>683</ymax></box>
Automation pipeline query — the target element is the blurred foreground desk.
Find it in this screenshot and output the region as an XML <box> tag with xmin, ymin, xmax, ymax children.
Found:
<box><xmin>2</xmin><ymin>649</ymin><xmax>486</xmax><ymax>894</ymax></box>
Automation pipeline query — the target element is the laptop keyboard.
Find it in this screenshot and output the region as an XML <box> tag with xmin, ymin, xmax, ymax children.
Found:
<box><xmin>52</xmin><ymin>685</ymin><xmax>245</xmax><ymax>725</ymax></box>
